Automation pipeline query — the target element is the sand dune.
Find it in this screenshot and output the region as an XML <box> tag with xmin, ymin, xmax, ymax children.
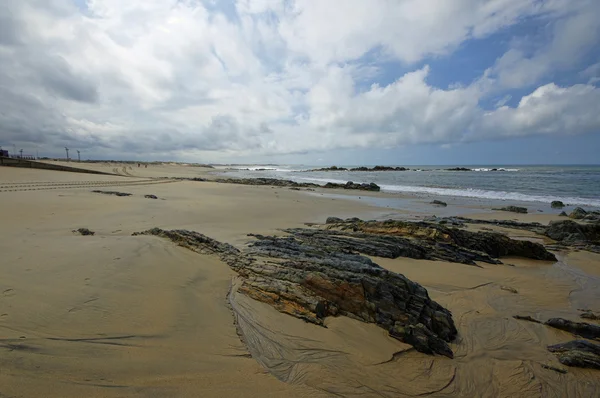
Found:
<box><xmin>1</xmin><ymin>165</ymin><xmax>598</xmax><ymax>397</ymax></box>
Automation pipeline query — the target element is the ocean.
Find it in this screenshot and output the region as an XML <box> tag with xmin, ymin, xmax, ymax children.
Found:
<box><xmin>214</xmin><ymin>165</ymin><xmax>600</xmax><ymax>210</ymax></box>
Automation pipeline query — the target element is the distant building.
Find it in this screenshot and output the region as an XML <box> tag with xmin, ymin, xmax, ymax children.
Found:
<box><xmin>0</xmin><ymin>149</ymin><xmax>9</xmax><ymax>157</ymax></box>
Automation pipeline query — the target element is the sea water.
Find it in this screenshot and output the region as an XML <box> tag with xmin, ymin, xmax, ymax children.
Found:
<box><xmin>215</xmin><ymin>165</ymin><xmax>600</xmax><ymax>210</ymax></box>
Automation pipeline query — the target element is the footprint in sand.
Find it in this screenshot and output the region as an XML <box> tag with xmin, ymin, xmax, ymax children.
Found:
<box><xmin>3</xmin><ymin>289</ymin><xmax>15</xmax><ymax>297</ymax></box>
<box><xmin>0</xmin><ymin>313</ymin><xmax>8</xmax><ymax>320</ymax></box>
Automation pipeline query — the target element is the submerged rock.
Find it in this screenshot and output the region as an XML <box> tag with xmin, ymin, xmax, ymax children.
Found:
<box><xmin>547</xmin><ymin>340</ymin><xmax>600</xmax><ymax>369</ymax></box>
<box><xmin>133</xmin><ymin>227</ymin><xmax>458</xmax><ymax>357</ymax></box>
<box><xmin>495</xmin><ymin>206</ymin><xmax>528</xmax><ymax>214</ymax></box>
<box><xmin>551</xmin><ymin>201</ymin><xmax>565</xmax><ymax>208</ymax></box>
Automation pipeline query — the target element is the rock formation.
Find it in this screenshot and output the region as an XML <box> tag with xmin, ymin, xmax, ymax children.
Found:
<box><xmin>495</xmin><ymin>206</ymin><xmax>528</xmax><ymax>214</ymax></box>
<box><xmin>545</xmin><ymin>318</ymin><xmax>600</xmax><ymax>340</ymax></box>
<box><xmin>307</xmin><ymin>166</ymin><xmax>410</xmax><ymax>172</ymax></box>
<box><xmin>212</xmin><ymin>177</ymin><xmax>381</xmax><ymax>192</ymax></box>
<box><xmin>324</xmin><ymin>218</ymin><xmax>556</xmax><ymax>262</ymax></box>
<box><xmin>91</xmin><ymin>190</ymin><xmax>132</xmax><ymax>196</ymax></box>
<box><xmin>132</xmin><ymin>227</ymin><xmax>458</xmax><ymax>357</ymax></box>
<box><xmin>431</xmin><ymin>200</ymin><xmax>447</xmax><ymax>207</ymax></box>
<box><xmin>551</xmin><ymin>201</ymin><xmax>565</xmax><ymax>208</ymax></box>
<box><xmin>569</xmin><ymin>207</ymin><xmax>588</xmax><ymax>219</ymax></box>
<box><xmin>547</xmin><ymin>340</ymin><xmax>600</xmax><ymax>369</ymax></box>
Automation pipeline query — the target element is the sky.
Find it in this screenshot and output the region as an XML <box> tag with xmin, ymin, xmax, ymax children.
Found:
<box><xmin>1</xmin><ymin>0</ymin><xmax>599</xmax><ymax>165</ymax></box>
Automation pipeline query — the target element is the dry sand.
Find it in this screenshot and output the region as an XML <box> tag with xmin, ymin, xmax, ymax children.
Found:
<box><xmin>1</xmin><ymin>164</ymin><xmax>599</xmax><ymax>397</ymax></box>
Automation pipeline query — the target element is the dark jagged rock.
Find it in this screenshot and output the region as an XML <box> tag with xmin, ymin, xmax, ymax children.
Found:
<box><xmin>309</xmin><ymin>166</ymin><xmax>348</xmax><ymax>171</ymax></box>
<box><xmin>551</xmin><ymin>201</ymin><xmax>565</xmax><ymax>209</ymax></box>
<box><xmin>144</xmin><ymin>194</ymin><xmax>158</xmax><ymax>199</ymax></box>
<box><xmin>325</xmin><ymin>217</ymin><xmax>344</xmax><ymax>224</ymax></box>
<box><xmin>73</xmin><ymin>228</ymin><xmax>95</xmax><ymax>236</ymax></box>
<box><xmin>213</xmin><ymin>177</ymin><xmax>380</xmax><ymax>191</ymax></box>
<box><xmin>495</xmin><ymin>206</ymin><xmax>528</xmax><ymax>214</ymax></box>
<box><xmin>545</xmin><ymin>220</ymin><xmax>600</xmax><ymax>245</ymax></box>
<box><xmin>251</xmin><ymin>228</ymin><xmax>502</xmax><ymax>265</ymax></box>
<box><xmin>569</xmin><ymin>207</ymin><xmax>588</xmax><ymax>219</ymax></box>
<box><xmin>547</xmin><ymin>340</ymin><xmax>600</xmax><ymax>369</ymax></box>
<box><xmin>446</xmin><ymin>167</ymin><xmax>471</xmax><ymax>171</ymax></box>
<box><xmin>91</xmin><ymin>190</ymin><xmax>132</xmax><ymax>197</ymax></box>
<box><xmin>513</xmin><ymin>315</ymin><xmax>542</xmax><ymax>323</ymax></box>
<box><xmin>559</xmin><ymin>211</ymin><xmax>568</xmax><ymax>217</ymax></box>
<box><xmin>545</xmin><ymin>318</ymin><xmax>600</xmax><ymax>340</ymax></box>
<box><xmin>431</xmin><ymin>200</ymin><xmax>447</xmax><ymax>207</ymax></box>
<box><xmin>324</xmin><ymin>181</ymin><xmax>381</xmax><ymax>191</ymax></box>
<box><xmin>133</xmin><ymin>227</ymin><xmax>457</xmax><ymax>358</ymax></box>
<box><xmin>326</xmin><ymin>218</ymin><xmax>556</xmax><ymax>262</ymax></box>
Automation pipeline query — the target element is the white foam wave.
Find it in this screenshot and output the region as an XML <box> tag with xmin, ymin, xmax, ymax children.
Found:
<box><xmin>379</xmin><ymin>184</ymin><xmax>600</xmax><ymax>207</ymax></box>
<box><xmin>472</xmin><ymin>168</ymin><xmax>520</xmax><ymax>172</ymax></box>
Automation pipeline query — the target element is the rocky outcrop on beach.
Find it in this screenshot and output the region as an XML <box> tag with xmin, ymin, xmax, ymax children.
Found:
<box><xmin>569</xmin><ymin>207</ymin><xmax>588</xmax><ymax>219</ymax></box>
<box><xmin>547</xmin><ymin>340</ymin><xmax>600</xmax><ymax>369</ymax></box>
<box><xmin>73</xmin><ymin>228</ymin><xmax>95</xmax><ymax>236</ymax></box>
<box><xmin>431</xmin><ymin>200</ymin><xmax>447</xmax><ymax>207</ymax></box>
<box><xmin>212</xmin><ymin>177</ymin><xmax>381</xmax><ymax>191</ymax></box>
<box><xmin>551</xmin><ymin>201</ymin><xmax>565</xmax><ymax>208</ymax></box>
<box><xmin>495</xmin><ymin>205</ymin><xmax>528</xmax><ymax>214</ymax></box>
<box><xmin>514</xmin><ymin>315</ymin><xmax>600</xmax><ymax>339</ymax></box>
<box><xmin>324</xmin><ymin>218</ymin><xmax>556</xmax><ymax>262</ymax></box>
<box><xmin>545</xmin><ymin>318</ymin><xmax>600</xmax><ymax>340</ymax></box>
<box><xmin>580</xmin><ymin>309</ymin><xmax>600</xmax><ymax>321</ymax></box>
<box><xmin>91</xmin><ymin>190</ymin><xmax>132</xmax><ymax>196</ymax></box>
<box><xmin>513</xmin><ymin>315</ymin><xmax>600</xmax><ymax>368</ymax></box>
<box><xmin>427</xmin><ymin>216</ymin><xmax>600</xmax><ymax>254</ymax></box>
<box><xmin>445</xmin><ymin>167</ymin><xmax>471</xmax><ymax>171</ymax></box>
<box><xmin>132</xmin><ymin>227</ymin><xmax>457</xmax><ymax>357</ymax></box>
<box><xmin>324</xmin><ymin>181</ymin><xmax>380</xmax><ymax>191</ymax></box>
<box><xmin>544</xmin><ymin>220</ymin><xmax>600</xmax><ymax>245</ymax></box>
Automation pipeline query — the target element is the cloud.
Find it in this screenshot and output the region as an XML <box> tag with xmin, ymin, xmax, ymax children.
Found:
<box><xmin>489</xmin><ymin>0</ymin><xmax>600</xmax><ymax>89</ymax></box>
<box><xmin>477</xmin><ymin>83</ymin><xmax>600</xmax><ymax>138</ymax></box>
<box><xmin>0</xmin><ymin>0</ymin><xmax>599</xmax><ymax>161</ymax></box>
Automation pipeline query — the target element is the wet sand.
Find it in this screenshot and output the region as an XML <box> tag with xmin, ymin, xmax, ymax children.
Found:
<box><xmin>1</xmin><ymin>164</ymin><xmax>599</xmax><ymax>397</ymax></box>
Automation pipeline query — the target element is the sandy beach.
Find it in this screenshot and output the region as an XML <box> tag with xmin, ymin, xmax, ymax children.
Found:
<box><xmin>1</xmin><ymin>163</ymin><xmax>599</xmax><ymax>397</ymax></box>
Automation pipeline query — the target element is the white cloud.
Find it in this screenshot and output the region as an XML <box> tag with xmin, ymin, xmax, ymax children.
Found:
<box><xmin>477</xmin><ymin>83</ymin><xmax>600</xmax><ymax>138</ymax></box>
<box><xmin>490</xmin><ymin>0</ymin><xmax>600</xmax><ymax>89</ymax></box>
<box><xmin>0</xmin><ymin>0</ymin><xmax>599</xmax><ymax>161</ymax></box>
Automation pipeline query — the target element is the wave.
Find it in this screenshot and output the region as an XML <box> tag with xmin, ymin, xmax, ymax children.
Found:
<box><xmin>471</xmin><ymin>168</ymin><xmax>520</xmax><ymax>172</ymax></box>
<box><xmin>229</xmin><ymin>166</ymin><xmax>304</xmax><ymax>172</ymax></box>
<box><xmin>296</xmin><ymin>177</ymin><xmax>599</xmax><ymax>206</ymax></box>
<box><xmin>379</xmin><ymin>184</ymin><xmax>600</xmax><ymax>207</ymax></box>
